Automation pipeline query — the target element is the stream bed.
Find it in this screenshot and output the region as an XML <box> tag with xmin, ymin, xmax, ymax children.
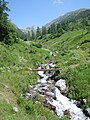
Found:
<box><xmin>25</xmin><ymin>62</ymin><xmax>90</xmax><ymax>120</ymax></box>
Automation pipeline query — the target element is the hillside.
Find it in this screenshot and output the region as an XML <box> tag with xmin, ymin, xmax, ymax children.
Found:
<box><xmin>45</xmin><ymin>8</ymin><xmax>90</xmax><ymax>28</ymax></box>
<box><xmin>0</xmin><ymin>8</ymin><xmax>90</xmax><ymax>120</ymax></box>
<box><xmin>38</xmin><ymin>29</ymin><xmax>90</xmax><ymax>99</ymax></box>
<box><xmin>0</xmin><ymin>41</ymin><xmax>58</xmax><ymax>120</ymax></box>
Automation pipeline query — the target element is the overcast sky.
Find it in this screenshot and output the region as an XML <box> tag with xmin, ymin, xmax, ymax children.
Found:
<box><xmin>7</xmin><ymin>0</ymin><xmax>90</xmax><ymax>29</ymax></box>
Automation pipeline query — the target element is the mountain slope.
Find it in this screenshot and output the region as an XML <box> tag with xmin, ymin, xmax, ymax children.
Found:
<box><xmin>12</xmin><ymin>23</ymin><xmax>27</xmax><ymax>39</ymax></box>
<box><xmin>45</xmin><ymin>8</ymin><xmax>90</xmax><ymax>28</ymax></box>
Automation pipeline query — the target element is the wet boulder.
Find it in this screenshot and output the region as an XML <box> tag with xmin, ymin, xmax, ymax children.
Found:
<box><xmin>84</xmin><ymin>108</ymin><xmax>90</xmax><ymax>118</ymax></box>
<box><xmin>55</xmin><ymin>79</ymin><xmax>68</xmax><ymax>94</ymax></box>
<box><xmin>46</xmin><ymin>91</ymin><xmax>55</xmax><ymax>98</ymax></box>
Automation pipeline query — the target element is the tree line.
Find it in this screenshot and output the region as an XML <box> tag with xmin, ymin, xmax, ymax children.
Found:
<box><xmin>27</xmin><ymin>16</ymin><xmax>90</xmax><ymax>40</ymax></box>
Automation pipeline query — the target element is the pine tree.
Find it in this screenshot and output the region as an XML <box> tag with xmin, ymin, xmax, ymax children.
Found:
<box><xmin>36</xmin><ymin>26</ymin><xmax>41</xmax><ymax>38</ymax></box>
<box><xmin>49</xmin><ymin>23</ymin><xmax>56</xmax><ymax>34</ymax></box>
<box><xmin>0</xmin><ymin>0</ymin><xmax>17</xmax><ymax>45</ymax></box>
<box><xmin>30</xmin><ymin>29</ymin><xmax>35</xmax><ymax>40</ymax></box>
<box><xmin>41</xmin><ymin>26</ymin><xmax>47</xmax><ymax>36</ymax></box>
<box><xmin>0</xmin><ymin>0</ymin><xmax>9</xmax><ymax>17</ymax></box>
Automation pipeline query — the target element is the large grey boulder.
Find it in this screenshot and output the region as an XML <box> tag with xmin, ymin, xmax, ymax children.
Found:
<box><xmin>55</xmin><ymin>79</ymin><xmax>68</xmax><ymax>94</ymax></box>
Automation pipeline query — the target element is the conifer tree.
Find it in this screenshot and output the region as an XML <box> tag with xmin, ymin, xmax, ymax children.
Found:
<box><xmin>41</xmin><ymin>26</ymin><xmax>47</xmax><ymax>36</ymax></box>
<box><xmin>30</xmin><ymin>29</ymin><xmax>35</xmax><ymax>40</ymax></box>
<box><xmin>36</xmin><ymin>26</ymin><xmax>41</xmax><ymax>39</ymax></box>
<box><xmin>0</xmin><ymin>0</ymin><xmax>17</xmax><ymax>45</ymax></box>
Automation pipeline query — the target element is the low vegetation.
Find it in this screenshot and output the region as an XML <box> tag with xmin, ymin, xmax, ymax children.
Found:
<box><xmin>0</xmin><ymin>1</ymin><xmax>90</xmax><ymax>119</ymax></box>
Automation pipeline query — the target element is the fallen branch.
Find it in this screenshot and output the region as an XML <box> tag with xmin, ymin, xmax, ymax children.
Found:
<box><xmin>32</xmin><ymin>68</ymin><xmax>61</xmax><ymax>71</ymax></box>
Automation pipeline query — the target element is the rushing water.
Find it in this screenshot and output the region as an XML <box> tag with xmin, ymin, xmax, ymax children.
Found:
<box><xmin>25</xmin><ymin>62</ymin><xmax>90</xmax><ymax>120</ymax></box>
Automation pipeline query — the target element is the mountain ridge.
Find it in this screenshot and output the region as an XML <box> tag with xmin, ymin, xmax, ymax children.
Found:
<box><xmin>17</xmin><ymin>8</ymin><xmax>90</xmax><ymax>36</ymax></box>
<box><xmin>45</xmin><ymin>8</ymin><xmax>90</xmax><ymax>28</ymax></box>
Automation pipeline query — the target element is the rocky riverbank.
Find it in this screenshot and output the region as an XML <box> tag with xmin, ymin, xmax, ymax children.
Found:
<box><xmin>25</xmin><ymin>62</ymin><xmax>90</xmax><ymax>120</ymax></box>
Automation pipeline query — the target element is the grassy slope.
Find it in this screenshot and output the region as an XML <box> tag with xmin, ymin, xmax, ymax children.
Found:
<box><xmin>0</xmin><ymin>41</ymin><xmax>64</xmax><ymax>120</ymax></box>
<box><xmin>39</xmin><ymin>29</ymin><xmax>90</xmax><ymax>106</ymax></box>
<box><xmin>0</xmin><ymin>29</ymin><xmax>90</xmax><ymax>120</ymax></box>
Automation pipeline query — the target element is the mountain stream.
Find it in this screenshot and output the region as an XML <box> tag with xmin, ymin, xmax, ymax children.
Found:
<box><xmin>25</xmin><ymin>62</ymin><xmax>90</xmax><ymax>120</ymax></box>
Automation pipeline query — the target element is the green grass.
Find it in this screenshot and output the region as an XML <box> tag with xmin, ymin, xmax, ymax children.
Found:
<box><xmin>0</xmin><ymin>100</ymin><xmax>61</xmax><ymax>120</ymax></box>
<box><xmin>0</xmin><ymin>29</ymin><xmax>90</xmax><ymax>119</ymax></box>
<box><xmin>64</xmin><ymin>63</ymin><xmax>90</xmax><ymax>103</ymax></box>
<box><xmin>0</xmin><ymin>40</ymin><xmax>63</xmax><ymax>120</ymax></box>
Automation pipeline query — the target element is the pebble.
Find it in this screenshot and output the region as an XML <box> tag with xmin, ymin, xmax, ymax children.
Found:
<box><xmin>13</xmin><ymin>107</ymin><xmax>18</xmax><ymax>113</ymax></box>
